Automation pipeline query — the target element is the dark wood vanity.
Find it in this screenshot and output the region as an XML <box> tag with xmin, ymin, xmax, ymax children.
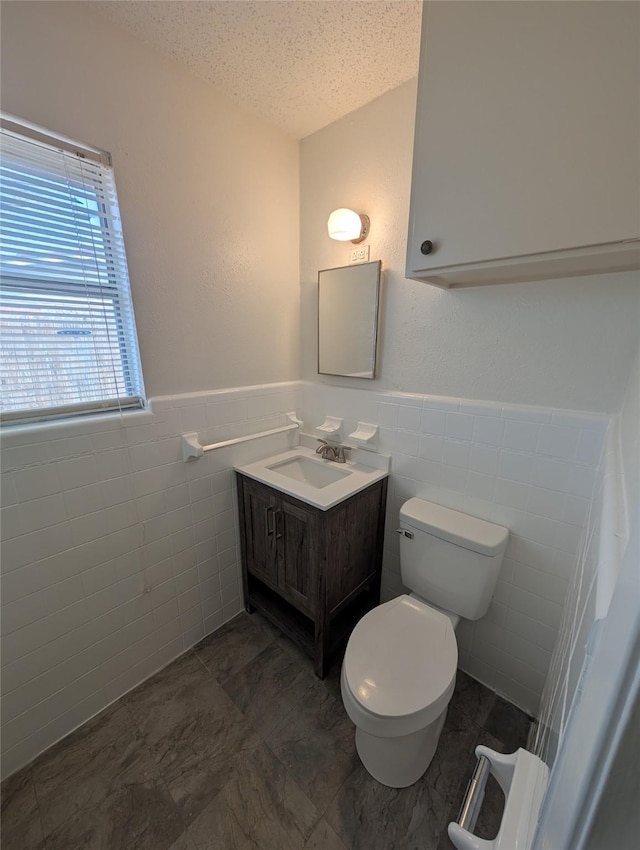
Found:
<box><xmin>236</xmin><ymin>472</ymin><xmax>388</xmax><ymax>678</ymax></box>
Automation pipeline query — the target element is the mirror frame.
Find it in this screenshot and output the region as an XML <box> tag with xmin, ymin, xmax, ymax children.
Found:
<box><xmin>317</xmin><ymin>259</ymin><xmax>382</xmax><ymax>379</ymax></box>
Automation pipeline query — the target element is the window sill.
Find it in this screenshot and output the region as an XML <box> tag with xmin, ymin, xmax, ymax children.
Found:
<box><xmin>1</xmin><ymin>406</ymin><xmax>155</xmax><ymax>446</ymax></box>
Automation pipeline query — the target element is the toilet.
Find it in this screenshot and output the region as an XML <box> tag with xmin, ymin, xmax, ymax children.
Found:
<box><xmin>341</xmin><ymin>497</ymin><xmax>509</xmax><ymax>788</ymax></box>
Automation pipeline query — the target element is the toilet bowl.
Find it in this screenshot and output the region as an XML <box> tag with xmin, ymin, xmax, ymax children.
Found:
<box><xmin>341</xmin><ymin>498</ymin><xmax>509</xmax><ymax>787</ymax></box>
<box><xmin>341</xmin><ymin>594</ymin><xmax>457</xmax><ymax>787</ymax></box>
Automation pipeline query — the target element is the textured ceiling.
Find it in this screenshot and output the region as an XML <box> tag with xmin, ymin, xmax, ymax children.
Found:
<box><xmin>91</xmin><ymin>0</ymin><xmax>422</xmax><ymax>139</ymax></box>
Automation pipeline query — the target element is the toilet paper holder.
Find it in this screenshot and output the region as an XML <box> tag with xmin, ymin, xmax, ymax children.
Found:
<box><xmin>457</xmin><ymin>754</ymin><xmax>491</xmax><ymax>835</ymax></box>
<box><xmin>448</xmin><ymin>745</ymin><xmax>549</xmax><ymax>850</ymax></box>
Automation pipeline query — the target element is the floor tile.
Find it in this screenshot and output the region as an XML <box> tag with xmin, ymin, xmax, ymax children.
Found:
<box><xmin>268</xmin><ymin>680</ymin><xmax>359</xmax><ymax>813</ymax></box>
<box><xmin>484</xmin><ymin>697</ymin><xmax>532</xmax><ymax>752</ymax></box>
<box><xmin>193</xmin><ymin>612</ymin><xmax>276</xmax><ymax>683</ymax></box>
<box><xmin>451</xmin><ymin>670</ymin><xmax>497</xmax><ymax>728</ymax></box>
<box><xmin>304</xmin><ymin>818</ymin><xmax>349</xmax><ymax>850</ymax></box>
<box><xmin>319</xmin><ymin>646</ymin><xmax>345</xmax><ymax>703</ymax></box>
<box><xmin>1</xmin><ymin>621</ymin><xmax>529</xmax><ymax>850</ymax></box>
<box><xmin>31</xmin><ymin>703</ymin><xmax>159</xmax><ymax>838</ymax></box>
<box><xmin>188</xmin><ymin>743</ymin><xmax>320</xmax><ymax>850</ymax></box>
<box><xmin>0</xmin><ymin>765</ymin><xmax>45</xmax><ymax>850</ymax></box>
<box><xmin>326</xmin><ymin>761</ymin><xmax>450</xmax><ymax>850</ymax></box>
<box><xmin>124</xmin><ymin>651</ymin><xmax>261</xmax><ymax>826</ymax></box>
<box><xmin>186</xmin><ymin>791</ymin><xmax>255</xmax><ymax>849</ymax></box>
<box><xmin>437</xmin><ymin>825</ymin><xmax>456</xmax><ymax>850</ymax></box>
<box><xmin>277</xmin><ymin>629</ymin><xmax>345</xmax><ymax>702</ymax></box>
<box><xmin>472</xmin><ymin>774</ymin><xmax>505</xmax><ymax>841</ymax></box>
<box><xmin>250</xmin><ymin>609</ymin><xmax>287</xmax><ymax>640</ymax></box>
<box><xmin>425</xmin><ymin>706</ymin><xmax>480</xmax><ymax>804</ymax></box>
<box><xmin>222</xmin><ymin>638</ymin><xmax>316</xmax><ymax>737</ymax></box>
<box><xmin>168</xmin><ymin>833</ymin><xmax>198</xmax><ymax>850</ymax></box>
<box><xmin>43</xmin><ymin>776</ymin><xmax>183</xmax><ymax>850</ymax></box>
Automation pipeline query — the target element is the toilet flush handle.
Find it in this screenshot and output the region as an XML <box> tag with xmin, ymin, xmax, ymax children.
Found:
<box><xmin>395</xmin><ymin>528</ymin><xmax>414</xmax><ymax>539</ymax></box>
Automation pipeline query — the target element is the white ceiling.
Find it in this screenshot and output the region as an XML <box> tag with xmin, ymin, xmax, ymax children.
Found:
<box><xmin>91</xmin><ymin>0</ymin><xmax>422</xmax><ymax>139</ymax></box>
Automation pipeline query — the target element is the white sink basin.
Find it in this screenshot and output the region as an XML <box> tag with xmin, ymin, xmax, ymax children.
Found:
<box><xmin>235</xmin><ymin>445</ymin><xmax>389</xmax><ymax>510</ymax></box>
<box><xmin>266</xmin><ymin>455</ymin><xmax>351</xmax><ymax>489</ymax></box>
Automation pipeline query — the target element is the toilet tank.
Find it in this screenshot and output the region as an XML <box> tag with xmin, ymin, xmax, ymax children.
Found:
<box><xmin>399</xmin><ymin>499</ymin><xmax>508</xmax><ymax>621</ymax></box>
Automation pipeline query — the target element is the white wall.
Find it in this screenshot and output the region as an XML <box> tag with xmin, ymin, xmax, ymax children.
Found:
<box><xmin>533</xmin><ymin>349</ymin><xmax>640</xmax><ymax>848</ymax></box>
<box><xmin>0</xmin><ymin>0</ymin><xmax>300</xmax><ymax>778</ymax></box>
<box><xmin>0</xmin><ymin>384</ymin><xmax>301</xmax><ymax>778</ymax></box>
<box><xmin>533</xmin><ymin>338</ymin><xmax>640</xmax><ymax>767</ymax></box>
<box><xmin>300</xmin><ymin>79</ymin><xmax>639</xmax><ymax>413</ymax></box>
<box><xmin>301</xmin><ymin>382</ymin><xmax>606</xmax><ymax>714</ymax></box>
<box><xmin>619</xmin><ymin>349</ymin><xmax>640</xmax><ymax>528</ymax></box>
<box><xmin>299</xmin><ymin>80</ymin><xmax>639</xmax><ymax>713</ymax></box>
<box><xmin>1</xmin><ymin>0</ymin><xmax>300</xmax><ymax>398</ymax></box>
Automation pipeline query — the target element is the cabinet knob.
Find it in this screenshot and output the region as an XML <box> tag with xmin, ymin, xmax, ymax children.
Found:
<box><xmin>420</xmin><ymin>240</ymin><xmax>434</xmax><ymax>255</ymax></box>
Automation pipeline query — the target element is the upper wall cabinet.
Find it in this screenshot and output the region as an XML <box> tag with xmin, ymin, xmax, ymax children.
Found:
<box><xmin>406</xmin><ymin>1</ymin><xmax>640</xmax><ymax>288</ymax></box>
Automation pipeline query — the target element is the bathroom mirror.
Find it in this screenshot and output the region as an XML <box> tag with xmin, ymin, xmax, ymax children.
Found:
<box><xmin>318</xmin><ymin>260</ymin><xmax>381</xmax><ymax>379</ymax></box>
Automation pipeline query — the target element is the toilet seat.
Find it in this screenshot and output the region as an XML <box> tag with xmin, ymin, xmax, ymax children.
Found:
<box><xmin>342</xmin><ymin>595</ymin><xmax>458</xmax><ymax>738</ymax></box>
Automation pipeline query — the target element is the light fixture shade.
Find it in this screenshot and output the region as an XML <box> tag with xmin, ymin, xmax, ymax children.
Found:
<box><xmin>327</xmin><ymin>208</ymin><xmax>363</xmax><ymax>241</ymax></box>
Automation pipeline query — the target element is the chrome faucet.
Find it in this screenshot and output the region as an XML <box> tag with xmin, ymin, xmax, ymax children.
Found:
<box><xmin>316</xmin><ymin>439</ymin><xmax>350</xmax><ymax>463</ymax></box>
<box><xmin>316</xmin><ymin>439</ymin><xmax>338</xmax><ymax>461</ymax></box>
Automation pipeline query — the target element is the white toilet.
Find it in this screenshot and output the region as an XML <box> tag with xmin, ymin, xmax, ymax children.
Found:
<box><xmin>341</xmin><ymin>497</ymin><xmax>509</xmax><ymax>788</ymax></box>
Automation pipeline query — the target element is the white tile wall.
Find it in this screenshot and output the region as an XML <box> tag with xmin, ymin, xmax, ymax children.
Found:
<box><xmin>0</xmin><ymin>381</ymin><xmax>301</xmax><ymax>778</ymax></box>
<box><xmin>533</xmin><ymin>408</ymin><xmax>632</xmax><ymax>766</ymax></box>
<box><xmin>0</xmin><ymin>376</ymin><xmax>609</xmax><ymax>777</ymax></box>
<box><xmin>301</xmin><ymin>382</ymin><xmax>608</xmax><ymax>715</ymax></box>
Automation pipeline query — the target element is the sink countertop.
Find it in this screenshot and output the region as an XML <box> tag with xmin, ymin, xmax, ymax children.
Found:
<box><xmin>234</xmin><ymin>444</ymin><xmax>390</xmax><ymax>510</ymax></box>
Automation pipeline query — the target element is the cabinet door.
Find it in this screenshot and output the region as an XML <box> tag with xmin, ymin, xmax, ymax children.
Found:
<box><xmin>406</xmin><ymin>1</ymin><xmax>640</xmax><ymax>277</ymax></box>
<box><xmin>326</xmin><ymin>481</ymin><xmax>386</xmax><ymax>615</ymax></box>
<box><xmin>277</xmin><ymin>496</ymin><xmax>321</xmax><ymax>617</ymax></box>
<box><xmin>241</xmin><ymin>478</ymin><xmax>279</xmax><ymax>588</ymax></box>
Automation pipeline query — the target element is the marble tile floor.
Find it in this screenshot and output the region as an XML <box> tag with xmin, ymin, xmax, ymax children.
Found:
<box><xmin>1</xmin><ymin>612</ymin><xmax>531</xmax><ymax>850</ymax></box>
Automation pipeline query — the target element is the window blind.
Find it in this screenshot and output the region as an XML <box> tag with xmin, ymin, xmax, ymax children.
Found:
<box><xmin>0</xmin><ymin>118</ymin><xmax>145</xmax><ymax>424</ymax></box>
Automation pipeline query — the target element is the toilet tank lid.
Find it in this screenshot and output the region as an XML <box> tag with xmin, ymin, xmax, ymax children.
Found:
<box><xmin>400</xmin><ymin>498</ymin><xmax>508</xmax><ymax>556</ymax></box>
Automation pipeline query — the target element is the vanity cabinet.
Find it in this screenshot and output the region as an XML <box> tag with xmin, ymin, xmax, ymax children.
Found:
<box><xmin>406</xmin><ymin>1</ymin><xmax>640</xmax><ymax>288</ymax></box>
<box><xmin>236</xmin><ymin>473</ymin><xmax>388</xmax><ymax>678</ymax></box>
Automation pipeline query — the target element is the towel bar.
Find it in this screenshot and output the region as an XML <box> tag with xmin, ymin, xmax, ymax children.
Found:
<box><xmin>181</xmin><ymin>422</ymin><xmax>298</xmax><ymax>461</ymax></box>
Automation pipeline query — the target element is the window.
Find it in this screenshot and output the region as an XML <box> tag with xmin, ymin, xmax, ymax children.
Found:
<box><xmin>0</xmin><ymin>116</ymin><xmax>145</xmax><ymax>424</ymax></box>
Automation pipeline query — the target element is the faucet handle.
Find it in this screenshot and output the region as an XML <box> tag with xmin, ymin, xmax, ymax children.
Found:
<box><xmin>335</xmin><ymin>445</ymin><xmax>352</xmax><ymax>463</ymax></box>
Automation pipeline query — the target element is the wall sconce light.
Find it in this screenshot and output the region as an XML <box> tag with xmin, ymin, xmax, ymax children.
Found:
<box><xmin>327</xmin><ymin>208</ymin><xmax>370</xmax><ymax>244</ymax></box>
